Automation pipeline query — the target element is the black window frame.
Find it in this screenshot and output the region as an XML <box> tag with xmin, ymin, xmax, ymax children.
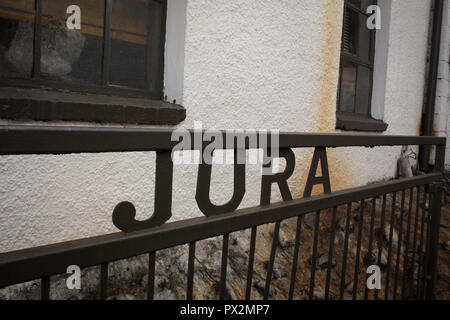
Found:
<box><xmin>0</xmin><ymin>0</ymin><xmax>186</xmax><ymax>125</ymax></box>
<box><xmin>336</xmin><ymin>0</ymin><xmax>388</xmax><ymax>132</ymax></box>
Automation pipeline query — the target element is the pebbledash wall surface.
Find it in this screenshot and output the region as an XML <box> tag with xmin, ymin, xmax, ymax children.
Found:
<box><xmin>0</xmin><ymin>0</ymin><xmax>448</xmax><ymax>253</ymax></box>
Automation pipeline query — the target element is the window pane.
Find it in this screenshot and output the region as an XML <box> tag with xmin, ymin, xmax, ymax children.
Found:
<box><xmin>41</xmin><ymin>0</ymin><xmax>104</xmax><ymax>84</ymax></box>
<box><xmin>357</xmin><ymin>11</ymin><xmax>373</xmax><ymax>63</ymax></box>
<box><xmin>355</xmin><ymin>65</ymin><xmax>371</xmax><ymax>115</ymax></box>
<box><xmin>347</xmin><ymin>0</ymin><xmax>361</xmax><ymax>8</ymax></box>
<box><xmin>339</xmin><ymin>60</ymin><xmax>357</xmax><ymax>113</ymax></box>
<box><xmin>0</xmin><ymin>0</ymin><xmax>35</xmax><ymax>78</ymax></box>
<box><xmin>109</xmin><ymin>0</ymin><xmax>157</xmax><ymax>89</ymax></box>
<box><xmin>361</xmin><ymin>0</ymin><xmax>377</xmax><ymax>11</ymax></box>
<box><xmin>342</xmin><ymin>7</ymin><xmax>358</xmax><ymax>55</ymax></box>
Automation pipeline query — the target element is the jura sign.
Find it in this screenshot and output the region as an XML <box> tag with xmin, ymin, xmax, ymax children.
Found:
<box><xmin>113</xmin><ymin>126</ymin><xmax>331</xmax><ymax>233</ymax></box>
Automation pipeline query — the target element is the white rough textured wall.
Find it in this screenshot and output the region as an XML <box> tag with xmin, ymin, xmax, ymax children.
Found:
<box><xmin>0</xmin><ymin>0</ymin><xmax>431</xmax><ymax>252</ymax></box>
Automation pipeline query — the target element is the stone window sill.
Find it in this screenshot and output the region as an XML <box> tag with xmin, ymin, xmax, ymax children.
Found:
<box><xmin>0</xmin><ymin>87</ymin><xmax>186</xmax><ymax>126</ymax></box>
<box><xmin>336</xmin><ymin>112</ymin><xmax>388</xmax><ymax>132</ymax></box>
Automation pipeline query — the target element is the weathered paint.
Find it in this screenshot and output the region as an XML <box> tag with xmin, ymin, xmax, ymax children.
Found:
<box><xmin>316</xmin><ymin>0</ymin><xmax>341</xmax><ymax>134</ymax></box>
<box><xmin>290</xmin><ymin>0</ymin><xmax>352</xmax><ymax>196</ymax></box>
<box><xmin>315</xmin><ymin>0</ymin><xmax>353</xmax><ymax>194</ymax></box>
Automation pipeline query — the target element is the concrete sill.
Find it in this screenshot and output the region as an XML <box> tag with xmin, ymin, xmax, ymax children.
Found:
<box><xmin>0</xmin><ymin>87</ymin><xmax>186</xmax><ymax>126</ymax></box>
<box><xmin>336</xmin><ymin>113</ymin><xmax>388</xmax><ymax>132</ymax></box>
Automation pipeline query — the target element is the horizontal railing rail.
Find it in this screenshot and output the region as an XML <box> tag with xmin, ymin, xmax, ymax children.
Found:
<box><xmin>0</xmin><ymin>173</ymin><xmax>442</xmax><ymax>288</ymax></box>
<box><xmin>0</xmin><ymin>125</ymin><xmax>446</xmax><ymax>300</ymax></box>
<box><xmin>0</xmin><ymin>126</ymin><xmax>446</xmax><ymax>155</ymax></box>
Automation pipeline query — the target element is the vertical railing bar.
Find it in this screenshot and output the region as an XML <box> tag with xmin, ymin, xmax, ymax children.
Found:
<box><xmin>264</xmin><ymin>220</ymin><xmax>281</xmax><ymax>300</ymax></box>
<box><xmin>409</xmin><ymin>186</ymin><xmax>421</xmax><ymax>299</ymax></box>
<box><xmin>288</xmin><ymin>216</ymin><xmax>303</xmax><ymax>300</ymax></box>
<box><xmin>401</xmin><ymin>188</ymin><xmax>414</xmax><ymax>299</ymax></box>
<box><xmin>339</xmin><ymin>203</ymin><xmax>353</xmax><ymax>300</ymax></box>
<box><xmin>417</xmin><ymin>190</ymin><xmax>428</xmax><ymax>299</ymax></box>
<box><xmin>425</xmin><ymin>182</ymin><xmax>443</xmax><ymax>299</ymax></box>
<box><xmin>384</xmin><ymin>192</ymin><xmax>397</xmax><ymax>299</ymax></box>
<box><xmin>393</xmin><ymin>190</ymin><xmax>406</xmax><ymax>300</ymax></box>
<box><xmin>374</xmin><ymin>194</ymin><xmax>387</xmax><ymax>300</ymax></box>
<box><xmin>186</xmin><ymin>242</ymin><xmax>196</xmax><ymax>300</ymax></box>
<box><xmin>41</xmin><ymin>276</ymin><xmax>50</xmax><ymax>300</ymax></box>
<box><xmin>147</xmin><ymin>251</ymin><xmax>156</xmax><ymax>300</ymax></box>
<box><xmin>364</xmin><ymin>198</ymin><xmax>377</xmax><ymax>300</ymax></box>
<box><xmin>102</xmin><ymin>0</ymin><xmax>112</xmax><ymax>85</ymax></box>
<box><xmin>245</xmin><ymin>226</ymin><xmax>257</xmax><ymax>300</ymax></box>
<box><xmin>324</xmin><ymin>207</ymin><xmax>337</xmax><ymax>300</ymax></box>
<box><xmin>352</xmin><ymin>200</ymin><xmax>365</xmax><ymax>300</ymax></box>
<box><xmin>32</xmin><ymin>0</ymin><xmax>42</xmax><ymax>78</ymax></box>
<box><xmin>219</xmin><ymin>233</ymin><xmax>229</xmax><ymax>300</ymax></box>
<box><xmin>100</xmin><ymin>263</ymin><xmax>108</xmax><ymax>300</ymax></box>
<box><xmin>420</xmin><ymin>191</ymin><xmax>432</xmax><ymax>299</ymax></box>
<box><xmin>309</xmin><ymin>211</ymin><xmax>321</xmax><ymax>300</ymax></box>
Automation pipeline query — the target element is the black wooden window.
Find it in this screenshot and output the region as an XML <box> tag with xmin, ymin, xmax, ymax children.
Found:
<box><xmin>0</xmin><ymin>0</ymin><xmax>185</xmax><ymax>125</ymax></box>
<box><xmin>337</xmin><ymin>0</ymin><xmax>387</xmax><ymax>132</ymax></box>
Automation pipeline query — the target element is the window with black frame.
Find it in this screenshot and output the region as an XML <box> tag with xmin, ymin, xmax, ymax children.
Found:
<box><xmin>0</xmin><ymin>0</ymin><xmax>165</xmax><ymax>96</ymax></box>
<box><xmin>0</xmin><ymin>0</ymin><xmax>186</xmax><ymax>125</ymax></box>
<box><xmin>337</xmin><ymin>0</ymin><xmax>387</xmax><ymax>132</ymax></box>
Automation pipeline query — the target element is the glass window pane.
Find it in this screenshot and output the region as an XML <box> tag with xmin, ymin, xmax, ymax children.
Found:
<box><xmin>347</xmin><ymin>0</ymin><xmax>361</xmax><ymax>9</ymax></box>
<box><xmin>109</xmin><ymin>0</ymin><xmax>159</xmax><ymax>89</ymax></box>
<box><xmin>339</xmin><ymin>60</ymin><xmax>357</xmax><ymax>113</ymax></box>
<box><xmin>361</xmin><ymin>0</ymin><xmax>377</xmax><ymax>11</ymax></box>
<box><xmin>0</xmin><ymin>0</ymin><xmax>35</xmax><ymax>78</ymax></box>
<box><xmin>355</xmin><ymin>65</ymin><xmax>372</xmax><ymax>115</ymax></box>
<box><xmin>342</xmin><ymin>7</ymin><xmax>358</xmax><ymax>55</ymax></box>
<box><xmin>41</xmin><ymin>0</ymin><xmax>104</xmax><ymax>84</ymax></box>
<box><xmin>357</xmin><ymin>12</ymin><xmax>373</xmax><ymax>63</ymax></box>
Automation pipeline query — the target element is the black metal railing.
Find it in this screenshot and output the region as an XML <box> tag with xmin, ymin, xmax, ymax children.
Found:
<box><xmin>0</xmin><ymin>126</ymin><xmax>446</xmax><ymax>300</ymax></box>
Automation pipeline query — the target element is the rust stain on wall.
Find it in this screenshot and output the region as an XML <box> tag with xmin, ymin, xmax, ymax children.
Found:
<box><xmin>316</xmin><ymin>0</ymin><xmax>341</xmax><ymax>134</ymax></box>
<box><xmin>314</xmin><ymin>0</ymin><xmax>361</xmax><ymax>194</ymax></box>
<box><xmin>288</xmin><ymin>1</ymin><xmax>360</xmax><ymax>199</ymax></box>
<box><xmin>309</xmin><ymin>0</ymin><xmax>358</xmax><ymax>195</ymax></box>
<box><xmin>417</xmin><ymin>120</ymin><xmax>422</xmax><ymax>136</ymax></box>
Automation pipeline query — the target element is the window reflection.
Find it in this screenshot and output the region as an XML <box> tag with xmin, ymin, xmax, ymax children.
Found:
<box><xmin>0</xmin><ymin>0</ymin><xmax>163</xmax><ymax>91</ymax></box>
<box><xmin>109</xmin><ymin>0</ymin><xmax>153</xmax><ymax>89</ymax></box>
<box><xmin>342</xmin><ymin>7</ymin><xmax>359</xmax><ymax>55</ymax></box>
<box><xmin>339</xmin><ymin>61</ymin><xmax>357</xmax><ymax>113</ymax></box>
<box><xmin>40</xmin><ymin>0</ymin><xmax>104</xmax><ymax>84</ymax></box>
<box><xmin>0</xmin><ymin>0</ymin><xmax>35</xmax><ymax>77</ymax></box>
